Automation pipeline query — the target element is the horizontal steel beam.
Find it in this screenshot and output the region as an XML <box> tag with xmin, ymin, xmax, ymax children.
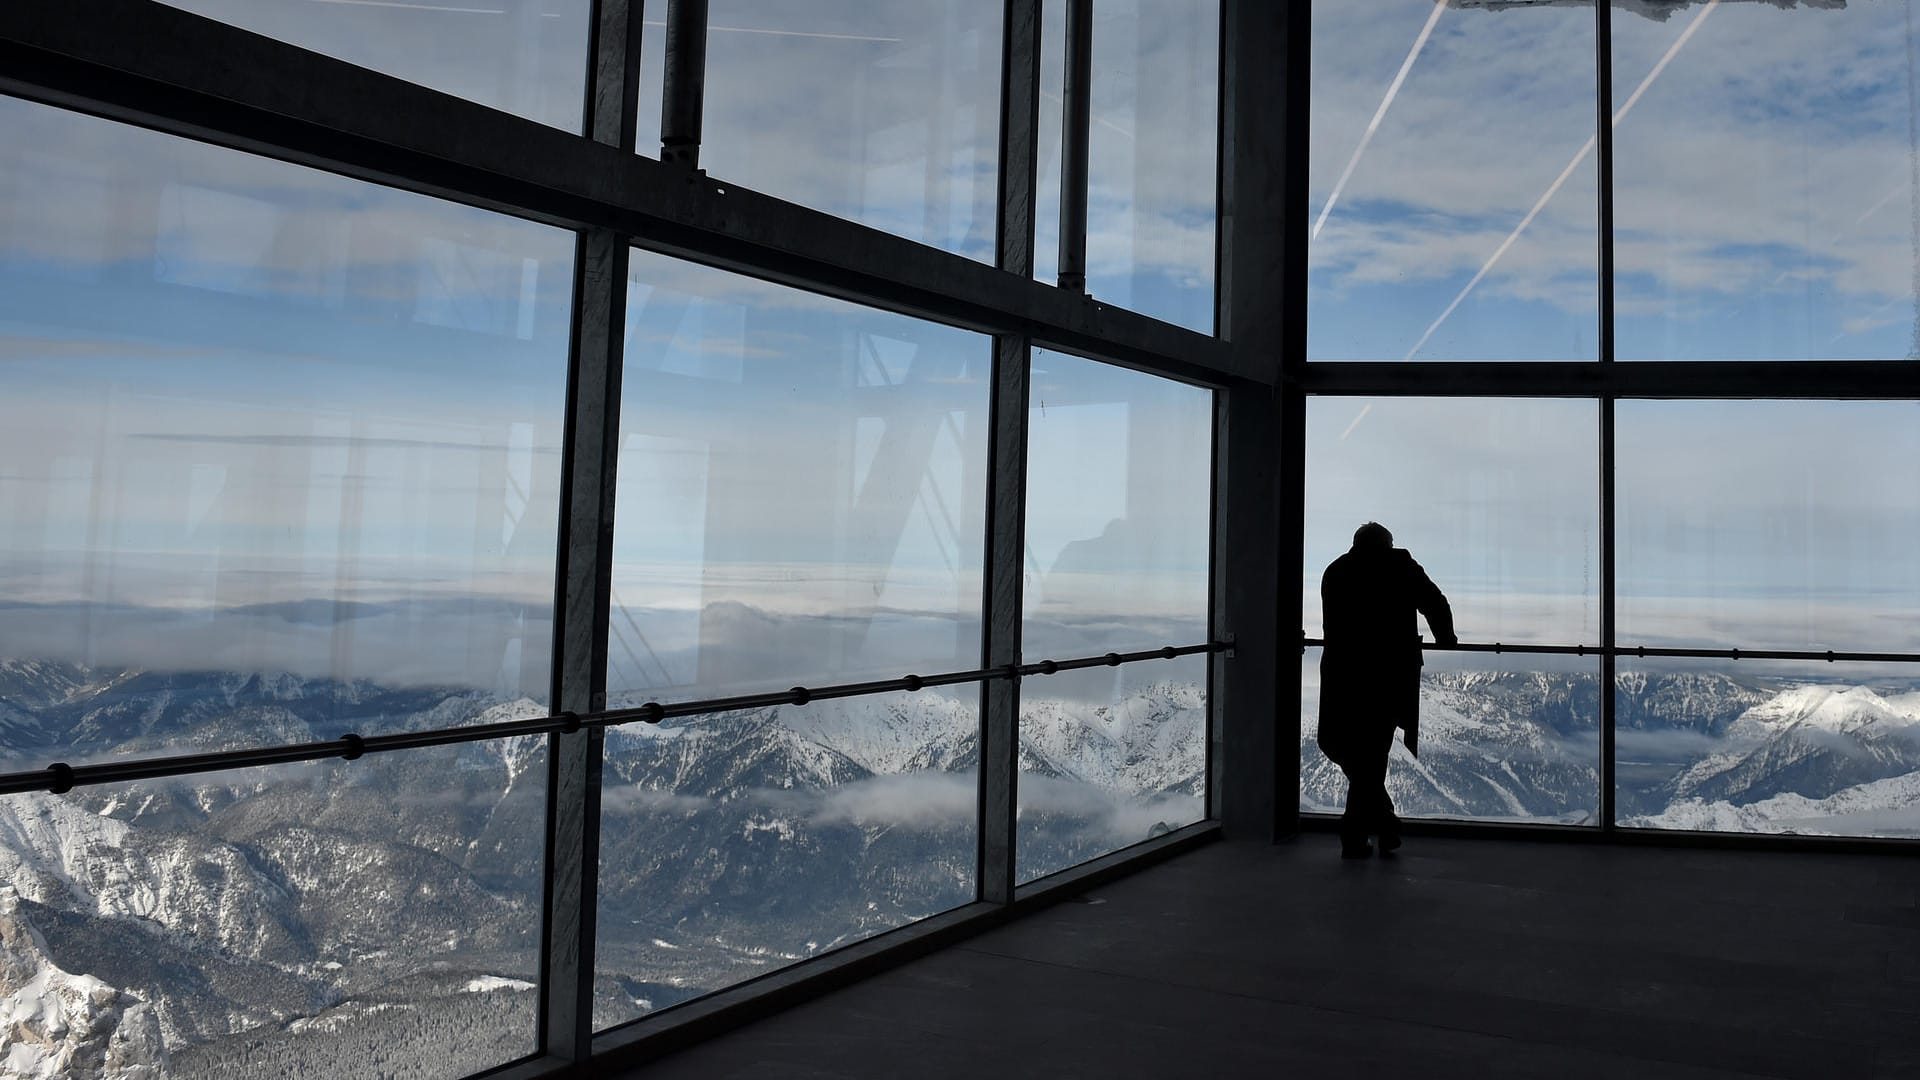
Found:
<box><xmin>1301</xmin><ymin>361</ymin><xmax>1920</xmax><ymax>399</ymax></box>
<box><xmin>0</xmin><ymin>0</ymin><xmax>1241</xmax><ymax>386</ymax></box>
<box><xmin>0</xmin><ymin>643</ymin><xmax>1227</xmax><ymax>798</ymax></box>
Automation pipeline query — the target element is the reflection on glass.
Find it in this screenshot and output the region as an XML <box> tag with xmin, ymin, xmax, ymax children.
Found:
<box><xmin>636</xmin><ymin>0</ymin><xmax>667</xmax><ymax>155</ymax></box>
<box><xmin>0</xmin><ymin>97</ymin><xmax>571</xmax><ymax>767</ymax></box>
<box><xmin>699</xmin><ymin>1</ymin><xmax>1001</xmax><ymax>259</ymax></box>
<box><xmin>1083</xmin><ymin>0</ymin><xmax>1219</xmax><ymax>332</ymax></box>
<box><xmin>1613</xmin><ymin>3</ymin><xmax>1920</xmax><ymax>361</ymax></box>
<box><xmin>157</xmin><ymin>0</ymin><xmax>592</xmax><ymax>133</ymax></box>
<box><xmin>1309</xmin><ymin>0</ymin><xmax>1597</xmax><ymax>360</ymax></box>
<box><xmin>1618</xmin><ymin>658</ymin><xmax>1920</xmax><ymax>838</ymax></box>
<box><xmin>1618</xmin><ymin>401</ymin><xmax>1920</xmax><ymax>654</ymax></box>
<box><xmin>609</xmin><ymin>250</ymin><xmax>989</xmax><ymax>703</ymax></box>
<box><xmin>1301</xmin><ymin>646</ymin><xmax>1599</xmax><ymax>825</ymax></box>
<box><xmin>1017</xmin><ymin>350</ymin><xmax>1211</xmax><ymax>883</ymax></box>
<box><xmin>1304</xmin><ymin>398</ymin><xmax>1598</xmax><ymax>646</ymax></box>
<box><xmin>0</xmin><ymin>742</ymin><xmax>547</xmax><ymax>1077</ymax></box>
<box><xmin>1034</xmin><ymin>0</ymin><xmax>1067</xmax><ymax>286</ymax></box>
<box><xmin>595</xmin><ymin>688</ymin><xmax>978</xmax><ymax>1030</ymax></box>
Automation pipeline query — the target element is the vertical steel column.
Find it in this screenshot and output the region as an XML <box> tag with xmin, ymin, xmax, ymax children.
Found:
<box><xmin>1056</xmin><ymin>0</ymin><xmax>1093</xmax><ymax>292</ymax></box>
<box><xmin>1594</xmin><ymin>0</ymin><xmax>1619</xmax><ymax>832</ymax></box>
<box><xmin>1213</xmin><ymin>0</ymin><xmax>1307</xmax><ymax>841</ymax></box>
<box><xmin>1001</xmin><ymin>0</ymin><xmax>1042</xmax><ymax>283</ymax></box>
<box><xmin>540</xmin><ymin>0</ymin><xmax>642</xmax><ymax>1061</ymax></box>
<box><xmin>980</xmin><ymin>337</ymin><xmax>1030</xmax><ymax>901</ymax></box>
<box><xmin>660</xmin><ymin>0</ymin><xmax>709</xmax><ymax>168</ymax></box>
<box><xmin>980</xmin><ymin>0</ymin><xmax>1041</xmax><ymax>904</ymax></box>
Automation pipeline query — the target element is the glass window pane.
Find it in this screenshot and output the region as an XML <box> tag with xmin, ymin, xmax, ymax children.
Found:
<box><xmin>1017</xmin><ymin>349</ymin><xmax>1212</xmax><ymax>883</ymax></box>
<box><xmin>595</xmin><ymin>687</ymin><xmax>978</xmax><ymax>1029</ymax></box>
<box><xmin>0</xmin><ymin>741</ymin><xmax>546</xmax><ymax>1076</ymax></box>
<box><xmin>156</xmin><ymin>0</ymin><xmax>592</xmax><ymax>133</ymax></box>
<box><xmin>1619</xmin><ymin>657</ymin><xmax>1920</xmax><ymax>838</ymax></box>
<box><xmin>0</xmin><ymin>97</ymin><xmax>572</xmax><ymax>768</ymax></box>
<box><xmin>1302</xmin><ymin>398</ymin><xmax>1598</xmax><ymax>826</ymax></box>
<box><xmin>599</xmin><ymin>254</ymin><xmax>988</xmax><ymax>1026</ymax></box>
<box><xmin>1618</xmin><ymin>401</ymin><xmax>1920</xmax><ymax>654</ymax></box>
<box><xmin>635</xmin><ymin>0</ymin><xmax>667</xmax><ymax>155</ymax></box>
<box><xmin>1034</xmin><ymin>0</ymin><xmax>1068</xmax><ymax>287</ymax></box>
<box><xmin>699</xmin><ymin>1</ymin><xmax>1002</xmax><ymax>260</ymax></box>
<box><xmin>1083</xmin><ymin>0</ymin><xmax>1218</xmax><ymax>333</ymax></box>
<box><xmin>1309</xmin><ymin>0</ymin><xmax>1598</xmax><ymax>361</ymax></box>
<box><xmin>1304</xmin><ymin>398</ymin><xmax>1599</xmax><ymax>647</ymax></box>
<box><xmin>1303</xmin><ymin>646</ymin><xmax>1600</xmax><ymax>826</ymax></box>
<box><xmin>1613</xmin><ymin>3</ymin><xmax>1919</xmax><ymax>361</ymax></box>
<box><xmin>607</xmin><ymin>251</ymin><xmax>989</xmax><ymax>703</ymax></box>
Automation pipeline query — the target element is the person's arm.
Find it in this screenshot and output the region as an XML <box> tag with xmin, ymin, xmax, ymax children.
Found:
<box><xmin>1403</xmin><ymin>554</ymin><xmax>1455</xmax><ymax>758</ymax></box>
<box><xmin>1409</xmin><ymin>555</ymin><xmax>1457</xmax><ymax>648</ymax></box>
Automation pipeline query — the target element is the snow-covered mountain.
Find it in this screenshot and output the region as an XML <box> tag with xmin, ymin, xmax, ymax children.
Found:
<box><xmin>1302</xmin><ymin>670</ymin><xmax>1920</xmax><ymax>837</ymax></box>
<box><xmin>0</xmin><ymin>887</ymin><xmax>166</xmax><ymax>1079</ymax></box>
<box><xmin>1303</xmin><ymin>671</ymin><xmax>1601</xmax><ymax>823</ymax></box>
<box><xmin>1626</xmin><ymin>684</ymin><xmax>1920</xmax><ymax>835</ymax></box>
<box><xmin>14</xmin><ymin>654</ymin><xmax>1917</xmax><ymax>1078</ymax></box>
<box><xmin>0</xmin><ymin>662</ymin><xmax>1205</xmax><ymax>1077</ymax></box>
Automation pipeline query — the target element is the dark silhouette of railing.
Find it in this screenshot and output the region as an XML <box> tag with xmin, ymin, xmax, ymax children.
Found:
<box><xmin>1301</xmin><ymin>637</ymin><xmax>1920</xmax><ymax>665</ymax></box>
<box><xmin>0</xmin><ymin>642</ymin><xmax>1229</xmax><ymax>797</ymax></box>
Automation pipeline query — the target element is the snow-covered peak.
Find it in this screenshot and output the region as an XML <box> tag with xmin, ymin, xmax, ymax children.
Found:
<box><xmin>776</xmin><ymin>692</ymin><xmax>975</xmax><ymax>776</ymax></box>
<box><xmin>1725</xmin><ymin>684</ymin><xmax>1916</xmax><ymax>741</ymax></box>
<box><xmin>0</xmin><ymin>888</ymin><xmax>168</xmax><ymax>1079</ymax></box>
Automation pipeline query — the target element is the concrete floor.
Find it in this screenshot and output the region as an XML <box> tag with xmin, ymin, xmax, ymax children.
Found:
<box><xmin>633</xmin><ymin>834</ymin><xmax>1920</xmax><ymax>1079</ymax></box>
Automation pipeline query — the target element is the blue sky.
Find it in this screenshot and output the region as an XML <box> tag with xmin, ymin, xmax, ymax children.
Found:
<box><xmin>2</xmin><ymin>0</ymin><xmax>1917</xmax><ymax>706</ymax></box>
<box><xmin>1305</xmin><ymin>0</ymin><xmax>1920</xmax><ymax>657</ymax></box>
<box><xmin>0</xmin><ymin>0</ymin><xmax>1218</xmax><ymax>705</ymax></box>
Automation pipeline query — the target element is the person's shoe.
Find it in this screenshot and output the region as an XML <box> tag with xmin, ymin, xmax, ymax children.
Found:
<box><xmin>1340</xmin><ymin>842</ymin><xmax>1374</xmax><ymax>860</ymax></box>
<box><xmin>1378</xmin><ymin>834</ymin><xmax>1403</xmax><ymax>855</ymax></box>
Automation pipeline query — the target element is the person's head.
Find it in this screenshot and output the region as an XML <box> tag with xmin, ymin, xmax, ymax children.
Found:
<box><xmin>1352</xmin><ymin>521</ymin><xmax>1393</xmax><ymax>552</ymax></box>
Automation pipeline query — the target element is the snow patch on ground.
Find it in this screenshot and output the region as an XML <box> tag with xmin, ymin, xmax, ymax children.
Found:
<box><xmin>461</xmin><ymin>976</ymin><xmax>535</xmax><ymax>994</ymax></box>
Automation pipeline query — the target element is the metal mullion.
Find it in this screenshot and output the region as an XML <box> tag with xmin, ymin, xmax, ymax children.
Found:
<box><xmin>1272</xmin><ymin>0</ymin><xmax>1313</xmax><ymax>838</ymax></box>
<box><xmin>541</xmin><ymin>0</ymin><xmax>642</xmax><ymax>1061</ymax></box>
<box><xmin>999</xmin><ymin>0</ymin><xmax>1042</xmax><ymax>279</ymax></box>
<box><xmin>1056</xmin><ymin>0</ymin><xmax>1093</xmax><ymax>292</ymax></box>
<box><xmin>1203</xmin><ymin>384</ymin><xmax>1223</xmax><ymax>823</ymax></box>
<box><xmin>659</xmin><ymin>0</ymin><xmax>708</xmax><ymax>168</ymax></box>
<box><xmin>980</xmin><ymin>0</ymin><xmax>1042</xmax><ymax>903</ymax></box>
<box><xmin>1595</xmin><ymin>0</ymin><xmax>1618</xmax><ymax>833</ymax></box>
<box><xmin>980</xmin><ymin>334</ymin><xmax>1030</xmax><ymax>903</ymax></box>
<box><xmin>1214</xmin><ymin>0</ymin><xmax>1306</xmax><ymax>842</ymax></box>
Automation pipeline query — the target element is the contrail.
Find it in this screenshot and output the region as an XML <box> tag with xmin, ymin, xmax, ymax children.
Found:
<box><xmin>1399</xmin><ymin>0</ymin><xmax>1724</xmax><ymax>363</ymax></box>
<box><xmin>1312</xmin><ymin>1</ymin><xmax>1447</xmax><ymax>242</ymax></box>
<box><xmin>1339</xmin><ymin>403</ymin><xmax>1374</xmax><ymax>441</ymax></box>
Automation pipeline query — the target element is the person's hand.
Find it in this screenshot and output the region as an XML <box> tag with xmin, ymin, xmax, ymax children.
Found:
<box><xmin>1435</xmin><ymin>631</ymin><xmax>1459</xmax><ymax>649</ymax></box>
<box><xmin>1403</xmin><ymin>729</ymin><xmax>1419</xmax><ymax>757</ymax></box>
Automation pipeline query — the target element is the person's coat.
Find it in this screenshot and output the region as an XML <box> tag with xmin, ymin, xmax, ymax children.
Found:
<box><xmin>1316</xmin><ymin>546</ymin><xmax>1454</xmax><ymax>768</ymax></box>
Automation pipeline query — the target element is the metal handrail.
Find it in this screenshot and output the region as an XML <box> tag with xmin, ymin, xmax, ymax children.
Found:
<box><xmin>0</xmin><ymin>641</ymin><xmax>1228</xmax><ymax>798</ymax></box>
<box><xmin>1299</xmin><ymin>637</ymin><xmax>1920</xmax><ymax>665</ymax></box>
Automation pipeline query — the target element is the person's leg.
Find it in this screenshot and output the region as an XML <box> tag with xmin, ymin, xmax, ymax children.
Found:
<box><xmin>1356</xmin><ymin>724</ymin><xmax>1395</xmax><ymax>848</ymax></box>
<box><xmin>1337</xmin><ymin>761</ymin><xmax>1373</xmax><ymax>857</ymax></box>
<box><xmin>1377</xmin><ymin>781</ymin><xmax>1403</xmax><ymax>851</ymax></box>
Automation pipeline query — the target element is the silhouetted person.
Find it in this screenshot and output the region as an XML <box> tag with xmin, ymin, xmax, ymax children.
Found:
<box><xmin>1318</xmin><ymin>522</ymin><xmax>1455</xmax><ymax>860</ymax></box>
